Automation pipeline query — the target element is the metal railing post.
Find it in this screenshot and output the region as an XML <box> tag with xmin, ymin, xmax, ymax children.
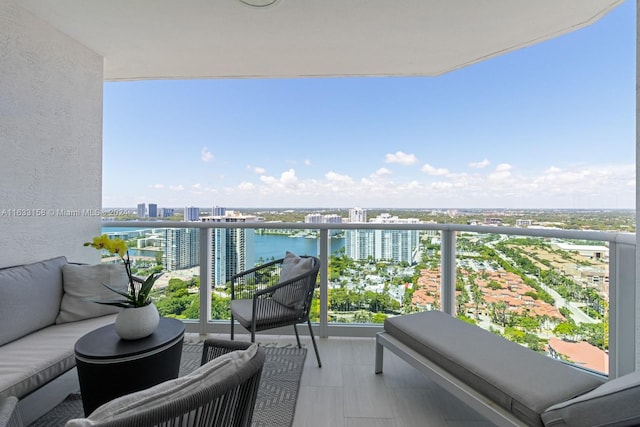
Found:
<box><xmin>319</xmin><ymin>228</ymin><xmax>329</xmax><ymax>338</ymax></box>
<box><xmin>440</xmin><ymin>229</ymin><xmax>456</xmax><ymax>315</ymax></box>
<box><xmin>609</xmin><ymin>239</ymin><xmax>637</xmax><ymax>377</ymax></box>
<box><xmin>198</xmin><ymin>227</ymin><xmax>212</xmax><ymax>335</ymax></box>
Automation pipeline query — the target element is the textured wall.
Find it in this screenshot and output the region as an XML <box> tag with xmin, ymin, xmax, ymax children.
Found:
<box><xmin>0</xmin><ymin>0</ymin><xmax>103</xmax><ymax>267</ymax></box>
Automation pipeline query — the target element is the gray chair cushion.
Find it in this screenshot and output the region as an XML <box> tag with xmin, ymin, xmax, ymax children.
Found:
<box><xmin>541</xmin><ymin>370</ymin><xmax>640</xmax><ymax>427</ymax></box>
<box><xmin>230</xmin><ymin>298</ymin><xmax>299</xmax><ymax>330</ymax></box>
<box><xmin>384</xmin><ymin>311</ymin><xmax>606</xmax><ymax>427</ymax></box>
<box><xmin>0</xmin><ymin>257</ymin><xmax>67</xmax><ymax>346</ymax></box>
<box><xmin>56</xmin><ymin>264</ymin><xmax>128</xmax><ymax>324</ymax></box>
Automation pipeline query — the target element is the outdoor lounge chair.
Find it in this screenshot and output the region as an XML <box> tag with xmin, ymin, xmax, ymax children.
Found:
<box><xmin>64</xmin><ymin>339</ymin><xmax>265</xmax><ymax>427</ymax></box>
<box><xmin>229</xmin><ymin>252</ymin><xmax>322</xmax><ymax>367</ymax></box>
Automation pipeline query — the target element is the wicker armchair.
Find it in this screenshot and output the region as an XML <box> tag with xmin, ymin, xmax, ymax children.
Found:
<box><xmin>229</xmin><ymin>255</ymin><xmax>322</xmax><ymax>367</ymax></box>
<box><xmin>65</xmin><ymin>339</ymin><xmax>265</xmax><ymax>427</ymax></box>
<box><xmin>0</xmin><ymin>396</ymin><xmax>22</xmax><ymax>427</ymax></box>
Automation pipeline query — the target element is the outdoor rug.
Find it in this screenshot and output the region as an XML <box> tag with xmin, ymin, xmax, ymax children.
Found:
<box><xmin>30</xmin><ymin>341</ymin><xmax>307</xmax><ymax>427</ymax></box>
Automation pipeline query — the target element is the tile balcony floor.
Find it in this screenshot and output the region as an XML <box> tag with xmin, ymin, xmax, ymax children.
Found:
<box><xmin>20</xmin><ymin>334</ymin><xmax>491</xmax><ymax>427</ymax></box>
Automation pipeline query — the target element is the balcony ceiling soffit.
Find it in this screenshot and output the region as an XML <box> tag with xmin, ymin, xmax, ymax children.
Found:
<box><xmin>17</xmin><ymin>0</ymin><xmax>624</xmax><ymax>81</ymax></box>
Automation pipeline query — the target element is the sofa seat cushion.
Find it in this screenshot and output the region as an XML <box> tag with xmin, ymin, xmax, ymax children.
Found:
<box><xmin>0</xmin><ymin>256</ymin><xmax>67</xmax><ymax>346</ymax></box>
<box><xmin>0</xmin><ymin>315</ymin><xmax>116</xmax><ymax>400</ymax></box>
<box><xmin>384</xmin><ymin>311</ymin><xmax>606</xmax><ymax>427</ymax></box>
<box><xmin>541</xmin><ymin>370</ymin><xmax>640</xmax><ymax>426</ymax></box>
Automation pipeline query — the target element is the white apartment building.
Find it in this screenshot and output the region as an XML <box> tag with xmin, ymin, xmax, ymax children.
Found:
<box><xmin>348</xmin><ymin>207</ymin><xmax>367</xmax><ymax>223</ymax></box>
<box><xmin>345</xmin><ymin>213</ymin><xmax>421</xmax><ymax>264</ymax></box>
<box><xmin>201</xmin><ymin>211</ymin><xmax>263</xmax><ymax>286</ymax></box>
<box><xmin>162</xmin><ymin>228</ymin><xmax>200</xmax><ymax>271</ymax></box>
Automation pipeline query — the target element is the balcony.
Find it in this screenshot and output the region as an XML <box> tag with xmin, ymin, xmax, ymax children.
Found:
<box><xmin>2</xmin><ymin>0</ymin><xmax>637</xmax><ymax>425</ymax></box>
<box><xmin>16</xmin><ymin>219</ymin><xmax>633</xmax><ymax>425</ymax></box>
<box><xmin>100</xmin><ymin>220</ymin><xmax>634</xmax><ymax>377</ymax></box>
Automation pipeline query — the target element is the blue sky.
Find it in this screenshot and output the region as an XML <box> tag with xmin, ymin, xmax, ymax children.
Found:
<box><xmin>103</xmin><ymin>1</ymin><xmax>635</xmax><ymax>210</ymax></box>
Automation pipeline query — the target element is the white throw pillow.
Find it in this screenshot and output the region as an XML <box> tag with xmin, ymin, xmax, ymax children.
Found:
<box><xmin>55</xmin><ymin>264</ymin><xmax>128</xmax><ymax>324</ymax></box>
<box><xmin>272</xmin><ymin>251</ymin><xmax>314</xmax><ymax>309</ymax></box>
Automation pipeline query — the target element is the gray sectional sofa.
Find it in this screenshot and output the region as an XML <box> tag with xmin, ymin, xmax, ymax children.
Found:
<box><xmin>376</xmin><ymin>310</ymin><xmax>640</xmax><ymax>427</ymax></box>
<box><xmin>0</xmin><ymin>256</ymin><xmax>124</xmax><ymax>404</ymax></box>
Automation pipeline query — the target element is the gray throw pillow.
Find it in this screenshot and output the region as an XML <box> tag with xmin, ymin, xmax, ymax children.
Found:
<box><xmin>56</xmin><ymin>263</ymin><xmax>128</xmax><ymax>324</ymax></box>
<box><xmin>272</xmin><ymin>251</ymin><xmax>314</xmax><ymax>309</ymax></box>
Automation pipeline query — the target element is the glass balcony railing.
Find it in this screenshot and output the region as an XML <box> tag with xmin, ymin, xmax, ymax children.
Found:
<box><xmin>101</xmin><ymin>220</ymin><xmax>636</xmax><ymax>378</ymax></box>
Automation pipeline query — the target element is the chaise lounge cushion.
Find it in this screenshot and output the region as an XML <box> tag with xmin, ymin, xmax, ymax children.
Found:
<box><xmin>0</xmin><ymin>257</ymin><xmax>67</xmax><ymax>346</ymax></box>
<box><xmin>56</xmin><ymin>264</ymin><xmax>128</xmax><ymax>324</ymax></box>
<box><xmin>384</xmin><ymin>311</ymin><xmax>606</xmax><ymax>427</ymax></box>
<box><xmin>541</xmin><ymin>370</ymin><xmax>640</xmax><ymax>426</ymax></box>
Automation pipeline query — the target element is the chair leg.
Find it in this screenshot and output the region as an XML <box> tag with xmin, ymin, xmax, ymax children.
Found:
<box><xmin>230</xmin><ymin>316</ymin><xmax>234</xmax><ymax>340</ymax></box>
<box><xmin>293</xmin><ymin>324</ymin><xmax>302</xmax><ymax>348</ymax></box>
<box><xmin>307</xmin><ymin>319</ymin><xmax>322</xmax><ymax>368</ymax></box>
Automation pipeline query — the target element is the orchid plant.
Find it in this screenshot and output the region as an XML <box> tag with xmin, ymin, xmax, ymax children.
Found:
<box><xmin>84</xmin><ymin>234</ymin><xmax>157</xmax><ymax>308</ymax></box>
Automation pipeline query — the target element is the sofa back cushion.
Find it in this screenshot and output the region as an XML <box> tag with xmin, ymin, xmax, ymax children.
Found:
<box><xmin>56</xmin><ymin>264</ymin><xmax>128</xmax><ymax>324</ymax></box>
<box><xmin>541</xmin><ymin>370</ymin><xmax>640</xmax><ymax>426</ymax></box>
<box><xmin>0</xmin><ymin>256</ymin><xmax>67</xmax><ymax>345</ymax></box>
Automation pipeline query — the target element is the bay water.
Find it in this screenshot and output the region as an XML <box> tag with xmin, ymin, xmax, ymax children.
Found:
<box><xmin>101</xmin><ymin>227</ymin><xmax>344</xmax><ymax>264</ymax></box>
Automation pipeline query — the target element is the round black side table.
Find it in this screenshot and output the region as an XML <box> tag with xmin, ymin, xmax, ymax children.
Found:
<box><xmin>74</xmin><ymin>317</ymin><xmax>185</xmax><ymax>416</ymax></box>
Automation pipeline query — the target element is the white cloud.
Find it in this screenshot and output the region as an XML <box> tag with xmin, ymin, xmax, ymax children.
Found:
<box><xmin>304</xmin><ymin>159</ymin><xmax>311</xmax><ymax>166</ymax></box>
<box><xmin>469</xmin><ymin>159</ymin><xmax>490</xmax><ymax>169</ymax></box>
<box><xmin>385</xmin><ymin>151</ymin><xmax>418</xmax><ymax>165</ymax></box>
<box><xmin>280</xmin><ymin>169</ymin><xmax>299</xmax><ymax>187</ymax></box>
<box><xmin>201</xmin><ymin>147</ymin><xmax>214</xmax><ymax>162</ymax></box>
<box><xmin>488</xmin><ymin>163</ymin><xmax>513</xmax><ymax>181</ymax></box>
<box><xmin>249</xmin><ymin>165</ymin><xmax>266</xmax><ymax>174</ymax></box>
<box><xmin>121</xmin><ymin>160</ymin><xmax>634</xmax><ymax>209</ymax></box>
<box><xmin>421</xmin><ymin>163</ymin><xmax>449</xmax><ymax>176</ymax></box>
<box><xmin>237</xmin><ymin>182</ymin><xmax>256</xmax><ymax>191</ymax></box>
<box><xmin>325</xmin><ymin>171</ymin><xmax>354</xmax><ymax>184</ymax></box>
<box><xmin>374</xmin><ymin>167</ymin><xmax>392</xmax><ymax>177</ymax></box>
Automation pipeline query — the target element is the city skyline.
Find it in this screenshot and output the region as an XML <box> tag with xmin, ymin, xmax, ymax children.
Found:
<box><xmin>103</xmin><ymin>1</ymin><xmax>634</xmax><ymax>210</ymax></box>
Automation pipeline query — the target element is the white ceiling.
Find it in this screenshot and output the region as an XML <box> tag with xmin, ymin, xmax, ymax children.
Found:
<box><xmin>18</xmin><ymin>0</ymin><xmax>624</xmax><ymax>81</ymax></box>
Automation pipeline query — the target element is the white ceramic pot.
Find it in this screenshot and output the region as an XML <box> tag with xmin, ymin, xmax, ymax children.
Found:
<box><xmin>114</xmin><ymin>303</ymin><xmax>160</xmax><ymax>340</ymax></box>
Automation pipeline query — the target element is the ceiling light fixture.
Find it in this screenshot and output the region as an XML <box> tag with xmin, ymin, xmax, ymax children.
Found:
<box><xmin>238</xmin><ymin>0</ymin><xmax>278</xmax><ymax>7</ymax></box>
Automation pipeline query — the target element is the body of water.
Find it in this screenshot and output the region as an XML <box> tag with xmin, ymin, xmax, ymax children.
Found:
<box><xmin>253</xmin><ymin>233</ymin><xmax>344</xmax><ymax>262</ymax></box>
<box><xmin>102</xmin><ymin>227</ymin><xmax>344</xmax><ymax>264</ymax></box>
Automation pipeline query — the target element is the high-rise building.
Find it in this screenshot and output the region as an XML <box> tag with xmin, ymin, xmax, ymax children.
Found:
<box><xmin>184</xmin><ymin>206</ymin><xmax>200</xmax><ymax>222</ymax></box>
<box><xmin>305</xmin><ymin>213</ymin><xmax>342</xmax><ymax>224</ymax></box>
<box><xmin>212</xmin><ymin>206</ymin><xmax>226</xmax><ymax>216</ymax></box>
<box><xmin>201</xmin><ymin>210</ymin><xmax>263</xmax><ymax>286</ymax></box>
<box><xmin>304</xmin><ymin>213</ymin><xmax>323</xmax><ymax>223</ymax></box>
<box><xmin>148</xmin><ymin>203</ymin><xmax>157</xmax><ymax>218</ymax></box>
<box><xmin>160</xmin><ymin>208</ymin><xmax>175</xmax><ymax>218</ymax></box>
<box><xmin>162</xmin><ymin>228</ymin><xmax>199</xmax><ymax>271</ymax></box>
<box><xmin>345</xmin><ymin>213</ymin><xmax>420</xmax><ymax>264</ymax></box>
<box><xmin>137</xmin><ymin>203</ymin><xmax>146</xmax><ymax>218</ymax></box>
<box><xmin>349</xmin><ymin>207</ymin><xmax>367</xmax><ymax>223</ymax></box>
